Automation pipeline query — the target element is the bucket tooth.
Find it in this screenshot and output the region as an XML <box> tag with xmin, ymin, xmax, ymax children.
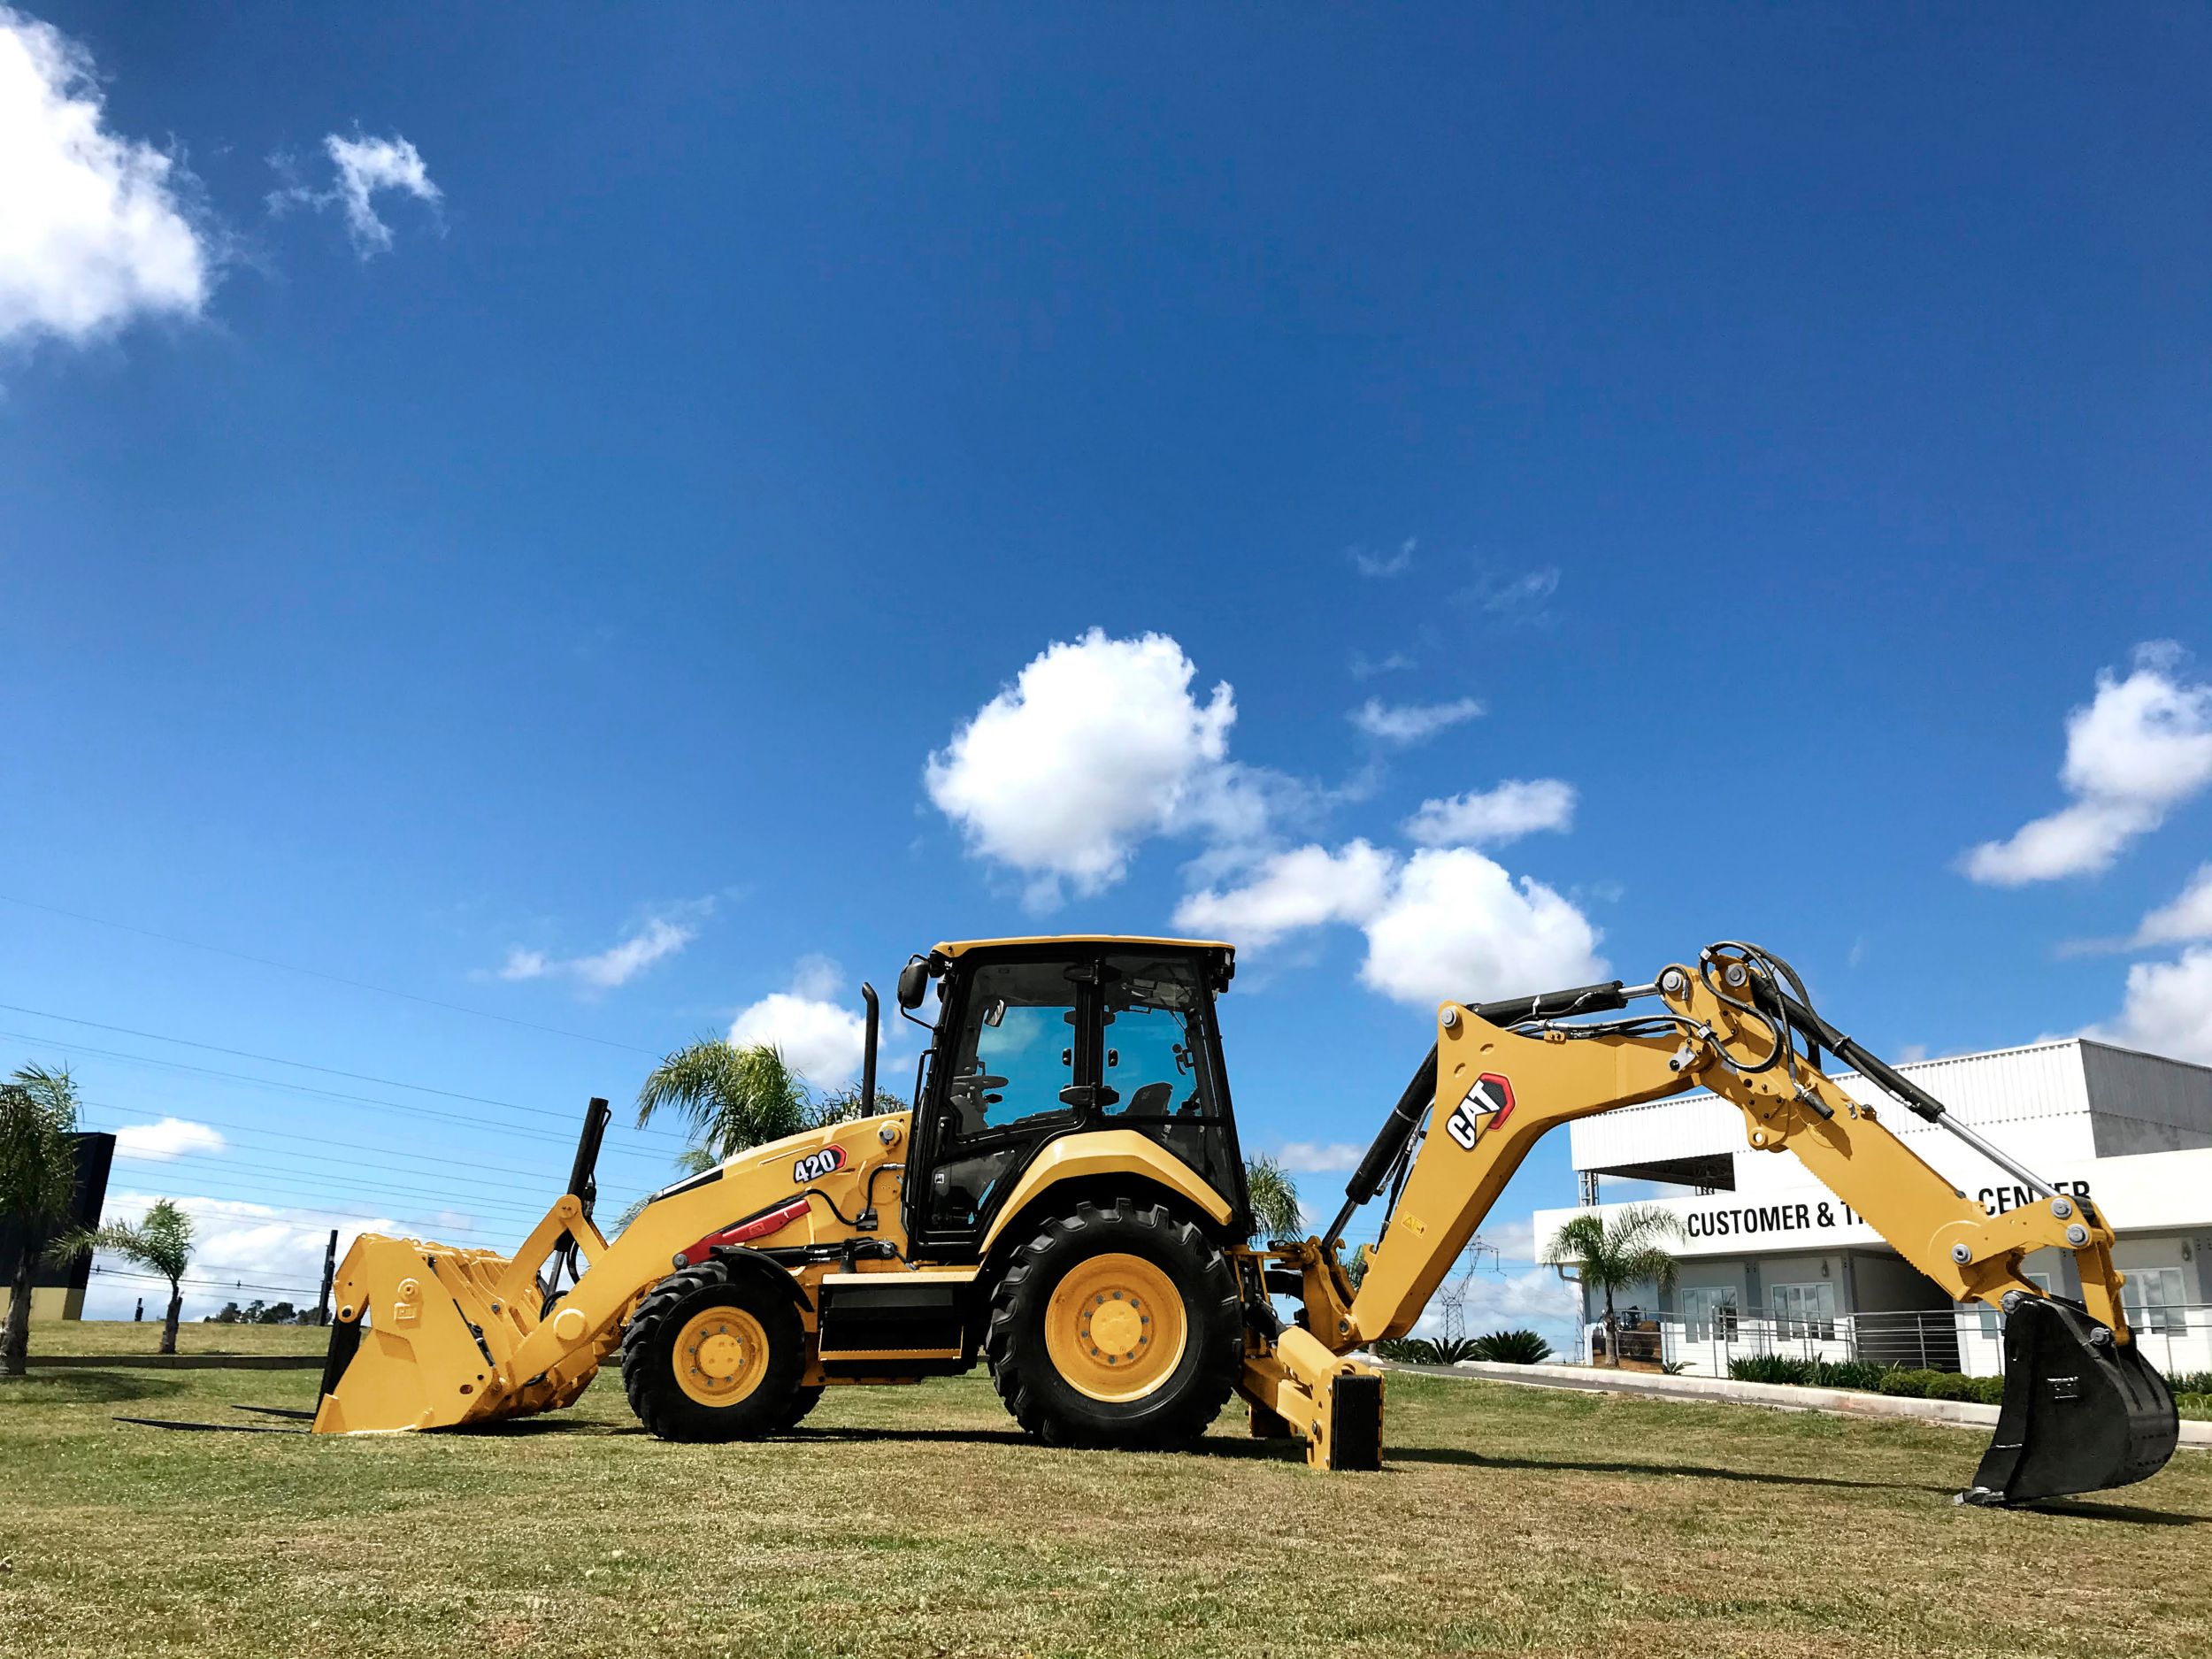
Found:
<box><xmin>1959</xmin><ymin>1296</ymin><xmax>2179</xmax><ymax>1507</ymax></box>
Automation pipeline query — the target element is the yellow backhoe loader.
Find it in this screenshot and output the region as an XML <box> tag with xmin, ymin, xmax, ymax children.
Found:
<box><xmin>312</xmin><ymin>936</ymin><xmax>2179</xmax><ymax>1506</ymax></box>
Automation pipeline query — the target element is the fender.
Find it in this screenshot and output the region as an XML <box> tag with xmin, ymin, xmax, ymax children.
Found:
<box><xmin>978</xmin><ymin>1129</ymin><xmax>1233</xmax><ymax>1256</ymax></box>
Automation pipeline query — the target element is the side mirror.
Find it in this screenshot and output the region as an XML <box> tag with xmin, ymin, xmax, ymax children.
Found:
<box><xmin>896</xmin><ymin>959</ymin><xmax>931</xmax><ymax>1010</ymax></box>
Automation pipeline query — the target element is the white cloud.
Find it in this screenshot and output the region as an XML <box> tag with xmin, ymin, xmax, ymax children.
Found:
<box><xmin>0</xmin><ymin>7</ymin><xmax>211</xmax><ymax>347</ymax></box>
<box><xmin>500</xmin><ymin>914</ymin><xmax>695</xmax><ymax>990</ymax></box>
<box><xmin>1479</xmin><ymin>1215</ymin><xmax>1540</xmax><ymax>1263</ymax></box>
<box><xmin>2135</xmin><ymin>864</ymin><xmax>2212</xmax><ymax>948</ymax></box>
<box><xmin>1351</xmin><ymin>539</ymin><xmax>1415</xmax><ymax>578</ymax></box>
<box><xmin>1404</xmin><ymin>780</ymin><xmax>1576</xmax><ymax>848</ymax></box>
<box><xmin>1963</xmin><ymin>644</ymin><xmax>2212</xmax><ymax>885</ymax></box>
<box><xmin>113</xmin><ymin>1118</ymin><xmax>225</xmax><ymax>1161</ymax></box>
<box><xmin>81</xmin><ymin>1189</ymin><xmax>399</xmax><ymax>1322</ymax></box>
<box><xmin>271</xmin><ymin>131</ymin><xmax>441</xmax><ymax>257</ymax></box>
<box><xmin>1461</xmin><ymin>1265</ymin><xmax>1581</xmax><ymax>1323</ymax></box>
<box><xmin>1176</xmin><ymin>841</ymin><xmax>1394</xmax><ymax>949</ymax></box>
<box><xmin>1348</xmin><ymin>650</ymin><xmax>1415</xmax><ymax>680</ymax></box>
<box><xmin>2086</xmin><ymin>946</ymin><xmax>2212</xmax><ymax>1065</ymax></box>
<box><xmin>1349</xmin><ymin>696</ymin><xmax>1485</xmax><ymax>746</ymax></box>
<box><xmin>1274</xmin><ymin>1141</ymin><xmax>1367</xmax><ymax>1175</ymax></box>
<box><xmin>729</xmin><ymin>958</ymin><xmax>870</xmax><ymax>1087</ymax></box>
<box><xmin>1359</xmin><ymin>848</ymin><xmax>1605</xmax><ymax>1008</ymax></box>
<box><xmin>925</xmin><ymin>629</ymin><xmax>1238</xmax><ymax>907</ymax></box>
<box><xmin>1458</xmin><ymin>565</ymin><xmax>1561</xmax><ymax>617</ymax></box>
<box><xmin>1176</xmin><ymin>841</ymin><xmax>1602</xmax><ymax>1009</ymax></box>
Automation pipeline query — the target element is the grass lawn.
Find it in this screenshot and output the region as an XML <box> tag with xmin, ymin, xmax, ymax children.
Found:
<box><xmin>20</xmin><ymin>1319</ymin><xmax>330</xmax><ymax>1358</ymax></box>
<box><xmin>3</xmin><ymin>1349</ymin><xmax>2208</xmax><ymax>1659</ymax></box>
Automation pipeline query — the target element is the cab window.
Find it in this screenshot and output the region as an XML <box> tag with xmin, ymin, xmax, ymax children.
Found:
<box><xmin>945</xmin><ymin>961</ymin><xmax>1077</xmax><ymax>1138</ymax></box>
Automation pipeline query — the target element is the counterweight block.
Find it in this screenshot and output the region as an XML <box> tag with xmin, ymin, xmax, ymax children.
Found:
<box><xmin>1961</xmin><ymin>1296</ymin><xmax>2179</xmax><ymax>1507</ymax></box>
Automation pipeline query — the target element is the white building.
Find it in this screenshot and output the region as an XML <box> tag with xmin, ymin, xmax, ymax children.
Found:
<box><xmin>1532</xmin><ymin>1038</ymin><xmax>2212</xmax><ymax>1379</ymax></box>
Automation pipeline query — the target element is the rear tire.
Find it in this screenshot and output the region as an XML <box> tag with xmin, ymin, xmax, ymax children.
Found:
<box><xmin>775</xmin><ymin>1385</ymin><xmax>826</xmax><ymax>1432</ymax></box>
<box><xmin>620</xmin><ymin>1259</ymin><xmax>803</xmax><ymax>1442</ymax></box>
<box><xmin>986</xmin><ymin>1197</ymin><xmax>1240</xmax><ymax>1450</ymax></box>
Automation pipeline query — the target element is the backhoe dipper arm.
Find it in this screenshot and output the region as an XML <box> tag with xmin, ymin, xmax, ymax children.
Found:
<box><xmin>1336</xmin><ymin>951</ymin><xmax>2132</xmax><ymax>1348</ymax></box>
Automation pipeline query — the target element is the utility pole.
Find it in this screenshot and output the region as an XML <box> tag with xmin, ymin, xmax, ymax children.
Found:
<box><xmin>314</xmin><ymin>1229</ymin><xmax>338</xmax><ymax>1326</ymax></box>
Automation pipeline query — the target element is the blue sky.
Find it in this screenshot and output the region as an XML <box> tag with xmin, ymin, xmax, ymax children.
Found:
<box><xmin>4</xmin><ymin>5</ymin><xmax>2210</xmax><ymax>1339</ymax></box>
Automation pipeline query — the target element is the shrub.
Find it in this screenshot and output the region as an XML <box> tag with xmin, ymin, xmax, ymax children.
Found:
<box><xmin>1468</xmin><ymin>1328</ymin><xmax>1554</xmax><ymax>1364</ymax></box>
<box><xmin>1369</xmin><ymin>1335</ymin><xmax>1480</xmax><ymax>1365</ymax></box>
<box><xmin>1729</xmin><ymin>1354</ymin><xmax>1814</xmax><ymax>1386</ymax></box>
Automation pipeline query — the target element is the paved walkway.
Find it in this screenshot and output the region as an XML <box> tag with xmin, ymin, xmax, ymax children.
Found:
<box><xmin>1377</xmin><ymin>1357</ymin><xmax>2212</xmax><ymax>1448</ymax></box>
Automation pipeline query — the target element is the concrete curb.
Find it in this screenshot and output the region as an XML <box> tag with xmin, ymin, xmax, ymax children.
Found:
<box><xmin>1376</xmin><ymin>1358</ymin><xmax>2212</xmax><ymax>1449</ymax></box>
<box><xmin>17</xmin><ymin>1355</ymin><xmax>325</xmax><ymax>1371</ymax></box>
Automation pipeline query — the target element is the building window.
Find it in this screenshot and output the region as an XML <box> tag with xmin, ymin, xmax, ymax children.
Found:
<box><xmin>1770</xmin><ymin>1281</ymin><xmax>1837</xmax><ymax>1340</ymax></box>
<box><xmin>1679</xmin><ymin>1286</ymin><xmax>1738</xmax><ymax>1342</ymax></box>
<box><xmin>2123</xmin><ymin>1265</ymin><xmax>2188</xmax><ymax>1336</ymax></box>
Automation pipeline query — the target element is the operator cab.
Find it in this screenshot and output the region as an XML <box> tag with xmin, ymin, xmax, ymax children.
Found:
<box><xmin>895</xmin><ymin>936</ymin><xmax>1249</xmax><ymax>1261</ymax></box>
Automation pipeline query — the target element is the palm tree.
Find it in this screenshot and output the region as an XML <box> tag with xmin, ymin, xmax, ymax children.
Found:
<box><xmin>635</xmin><ymin>1040</ymin><xmax>814</xmax><ymax>1160</ymax></box>
<box><xmin>618</xmin><ymin>1041</ymin><xmax>824</xmax><ymax>1232</ymax></box>
<box><xmin>1544</xmin><ymin>1203</ymin><xmax>1683</xmax><ymax>1369</ymax></box>
<box><xmin>1</xmin><ymin>1064</ymin><xmax>83</xmax><ymax>1376</ymax></box>
<box><xmin>50</xmin><ymin>1198</ymin><xmax>196</xmax><ymax>1355</ymax></box>
<box><xmin>1244</xmin><ymin>1154</ymin><xmax>1302</xmax><ymax>1241</ymax></box>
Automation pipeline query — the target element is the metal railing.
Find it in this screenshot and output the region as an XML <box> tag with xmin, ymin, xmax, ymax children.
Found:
<box><xmin>1577</xmin><ymin>1302</ymin><xmax>2212</xmax><ymax>1380</ymax></box>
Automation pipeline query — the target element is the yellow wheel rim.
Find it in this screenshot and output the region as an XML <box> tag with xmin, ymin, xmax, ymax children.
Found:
<box><xmin>672</xmin><ymin>1305</ymin><xmax>771</xmax><ymax>1408</ymax></box>
<box><xmin>1043</xmin><ymin>1252</ymin><xmax>1187</xmax><ymax>1403</ymax></box>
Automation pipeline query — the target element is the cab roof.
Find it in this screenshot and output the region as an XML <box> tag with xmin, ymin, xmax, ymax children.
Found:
<box><xmin>931</xmin><ymin>934</ymin><xmax>1233</xmax><ymax>960</ymax></box>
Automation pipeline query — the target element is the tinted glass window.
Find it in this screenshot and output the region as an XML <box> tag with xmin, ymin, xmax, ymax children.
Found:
<box><xmin>1102</xmin><ymin>960</ymin><xmax>1211</xmax><ymax>1119</ymax></box>
<box><xmin>946</xmin><ymin>962</ymin><xmax>1076</xmax><ymax>1137</ymax></box>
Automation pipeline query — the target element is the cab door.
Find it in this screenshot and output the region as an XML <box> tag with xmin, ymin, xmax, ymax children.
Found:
<box><xmin>905</xmin><ymin>956</ymin><xmax>1093</xmax><ymax>1260</ymax></box>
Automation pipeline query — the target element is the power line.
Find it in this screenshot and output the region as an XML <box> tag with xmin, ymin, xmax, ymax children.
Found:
<box><xmin>0</xmin><ymin>890</ymin><xmax>661</xmax><ymax>1056</ymax></box>
<box><xmin>0</xmin><ymin>1019</ymin><xmax>685</xmax><ymax>1156</ymax></box>
<box><xmin>96</xmin><ymin>1172</ymin><xmax>518</xmax><ymax>1242</ymax></box>
<box><xmin>105</xmin><ymin>1148</ymin><xmax>557</xmax><ymax>1219</ymax></box>
<box><xmin>0</xmin><ymin>998</ymin><xmax>680</xmax><ymax>1131</ymax></box>
<box><xmin>8</xmin><ymin>1030</ymin><xmax>681</xmax><ymax>1164</ymax></box>
<box><xmin>88</xmin><ymin>1264</ymin><xmax>324</xmax><ymax>1297</ymax></box>
<box><xmin>81</xmin><ymin>1102</ymin><xmax>584</xmax><ymax>1186</ymax></box>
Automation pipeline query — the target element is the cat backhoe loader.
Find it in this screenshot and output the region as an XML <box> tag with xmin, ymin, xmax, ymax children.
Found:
<box><xmin>311</xmin><ymin>935</ymin><xmax>2178</xmax><ymax>1506</ymax></box>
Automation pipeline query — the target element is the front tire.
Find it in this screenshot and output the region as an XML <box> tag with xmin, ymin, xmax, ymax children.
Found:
<box><xmin>620</xmin><ymin>1259</ymin><xmax>803</xmax><ymax>1442</ymax></box>
<box><xmin>986</xmin><ymin>1198</ymin><xmax>1241</xmax><ymax>1450</ymax></box>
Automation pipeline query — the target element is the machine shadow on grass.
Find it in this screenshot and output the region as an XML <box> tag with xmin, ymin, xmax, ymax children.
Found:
<box><xmin>1394</xmin><ymin>1444</ymin><xmax>1960</xmax><ymax>1494</ymax></box>
<box><xmin>0</xmin><ymin>1370</ymin><xmax>188</xmax><ymax>1406</ymax></box>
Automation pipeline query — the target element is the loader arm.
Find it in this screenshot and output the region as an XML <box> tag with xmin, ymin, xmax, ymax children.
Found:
<box><xmin>1249</xmin><ymin>941</ymin><xmax>2177</xmax><ymax>1502</ymax></box>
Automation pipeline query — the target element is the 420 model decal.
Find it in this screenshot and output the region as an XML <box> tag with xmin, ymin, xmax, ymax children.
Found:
<box><xmin>1443</xmin><ymin>1073</ymin><xmax>1515</xmax><ymax>1150</ymax></box>
<box><xmin>793</xmin><ymin>1144</ymin><xmax>848</xmax><ymax>1185</ymax></box>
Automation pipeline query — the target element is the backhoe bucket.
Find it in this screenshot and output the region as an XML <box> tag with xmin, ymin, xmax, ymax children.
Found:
<box><xmin>1960</xmin><ymin>1296</ymin><xmax>2178</xmax><ymax>1507</ymax></box>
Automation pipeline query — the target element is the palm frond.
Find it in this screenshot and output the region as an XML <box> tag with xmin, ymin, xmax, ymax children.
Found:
<box><xmin>0</xmin><ymin>1066</ymin><xmax>81</xmax><ymax>1225</ymax></box>
<box><xmin>79</xmin><ymin>1199</ymin><xmax>195</xmax><ymax>1280</ymax></box>
<box><xmin>1243</xmin><ymin>1155</ymin><xmax>1302</xmax><ymax>1240</ymax></box>
<box><xmin>1543</xmin><ymin>1212</ymin><xmax>1607</xmax><ymax>1265</ymax></box>
<box><xmin>636</xmin><ymin>1039</ymin><xmax>811</xmax><ymax>1157</ymax></box>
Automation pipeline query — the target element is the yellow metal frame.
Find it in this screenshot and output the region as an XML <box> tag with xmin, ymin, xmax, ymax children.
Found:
<box><xmin>977</xmin><ymin>1131</ymin><xmax>1233</xmax><ymax>1255</ymax></box>
<box><xmin>1235</xmin><ymin>957</ymin><xmax>2141</xmax><ymax>1469</ymax></box>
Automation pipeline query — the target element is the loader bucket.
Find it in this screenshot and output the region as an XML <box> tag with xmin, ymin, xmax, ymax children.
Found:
<box><xmin>1959</xmin><ymin>1296</ymin><xmax>2179</xmax><ymax>1507</ymax></box>
<box><xmin>311</xmin><ymin>1232</ymin><xmax>607</xmax><ymax>1433</ymax></box>
<box><xmin>312</xmin><ymin>1097</ymin><xmax>616</xmax><ymax>1434</ymax></box>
